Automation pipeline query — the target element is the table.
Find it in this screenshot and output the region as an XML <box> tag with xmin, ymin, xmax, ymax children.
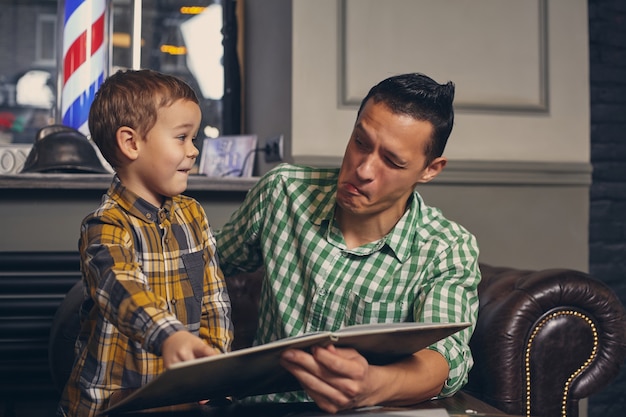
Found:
<box><xmin>108</xmin><ymin>391</ymin><xmax>513</xmax><ymax>417</ymax></box>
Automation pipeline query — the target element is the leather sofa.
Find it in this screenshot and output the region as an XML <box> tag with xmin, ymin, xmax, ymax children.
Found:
<box><xmin>464</xmin><ymin>264</ymin><xmax>626</xmax><ymax>417</ymax></box>
<box><xmin>49</xmin><ymin>263</ymin><xmax>626</xmax><ymax>417</ymax></box>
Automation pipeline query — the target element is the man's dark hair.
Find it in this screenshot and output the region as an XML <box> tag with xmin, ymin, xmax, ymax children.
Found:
<box><xmin>358</xmin><ymin>73</ymin><xmax>455</xmax><ymax>165</ymax></box>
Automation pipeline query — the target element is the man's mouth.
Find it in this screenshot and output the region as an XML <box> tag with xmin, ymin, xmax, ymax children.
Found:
<box><xmin>342</xmin><ymin>182</ymin><xmax>363</xmax><ymax>196</ymax></box>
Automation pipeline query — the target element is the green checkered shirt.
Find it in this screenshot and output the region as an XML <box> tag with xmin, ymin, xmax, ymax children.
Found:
<box><xmin>216</xmin><ymin>164</ymin><xmax>480</xmax><ymax>402</ymax></box>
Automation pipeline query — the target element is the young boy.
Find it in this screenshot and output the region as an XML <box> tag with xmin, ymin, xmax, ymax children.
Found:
<box><xmin>58</xmin><ymin>69</ymin><xmax>233</xmax><ymax>417</ymax></box>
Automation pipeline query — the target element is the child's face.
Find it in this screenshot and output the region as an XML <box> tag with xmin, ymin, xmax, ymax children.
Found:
<box><xmin>130</xmin><ymin>99</ymin><xmax>201</xmax><ymax>207</ymax></box>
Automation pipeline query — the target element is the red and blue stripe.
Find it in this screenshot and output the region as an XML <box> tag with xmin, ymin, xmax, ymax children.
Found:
<box><xmin>61</xmin><ymin>0</ymin><xmax>107</xmax><ymax>134</ymax></box>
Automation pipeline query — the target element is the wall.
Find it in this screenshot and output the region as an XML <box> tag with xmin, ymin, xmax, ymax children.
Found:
<box><xmin>0</xmin><ymin>1</ymin><xmax>592</xmax><ymax>265</ymax></box>
<box><xmin>284</xmin><ymin>0</ymin><xmax>591</xmax><ymax>271</ymax></box>
<box><xmin>242</xmin><ymin>0</ymin><xmax>292</xmax><ymax>176</ymax></box>
<box><xmin>588</xmin><ymin>0</ymin><xmax>626</xmax><ymax>416</ymax></box>
<box><xmin>291</xmin><ymin>0</ymin><xmax>589</xmax><ymax>163</ymax></box>
<box><xmin>0</xmin><ymin>5</ymin><xmax>592</xmax><ymax>268</ymax></box>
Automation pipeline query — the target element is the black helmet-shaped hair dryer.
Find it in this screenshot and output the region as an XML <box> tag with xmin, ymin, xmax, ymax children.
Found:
<box><xmin>21</xmin><ymin>125</ymin><xmax>109</xmax><ymax>174</ymax></box>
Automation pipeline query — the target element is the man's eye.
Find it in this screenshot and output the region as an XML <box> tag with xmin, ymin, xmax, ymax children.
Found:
<box><xmin>386</xmin><ymin>158</ymin><xmax>405</xmax><ymax>169</ymax></box>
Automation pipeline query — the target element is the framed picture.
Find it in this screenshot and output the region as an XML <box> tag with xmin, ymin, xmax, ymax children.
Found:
<box><xmin>198</xmin><ymin>134</ymin><xmax>258</xmax><ymax>177</ymax></box>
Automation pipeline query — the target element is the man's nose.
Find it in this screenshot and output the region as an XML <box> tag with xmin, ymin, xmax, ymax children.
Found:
<box><xmin>356</xmin><ymin>155</ymin><xmax>376</xmax><ymax>180</ymax></box>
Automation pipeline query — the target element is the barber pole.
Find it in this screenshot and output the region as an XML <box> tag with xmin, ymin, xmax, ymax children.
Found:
<box><xmin>59</xmin><ymin>0</ymin><xmax>108</xmax><ymax>135</ymax></box>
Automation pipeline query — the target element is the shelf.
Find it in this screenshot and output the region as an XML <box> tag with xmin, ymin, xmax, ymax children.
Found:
<box><xmin>0</xmin><ymin>174</ymin><xmax>258</xmax><ymax>192</ymax></box>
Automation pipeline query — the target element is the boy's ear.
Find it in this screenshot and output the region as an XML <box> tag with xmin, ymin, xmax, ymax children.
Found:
<box><xmin>417</xmin><ymin>156</ymin><xmax>447</xmax><ymax>183</ymax></box>
<box><xmin>116</xmin><ymin>126</ymin><xmax>140</xmax><ymax>161</ymax></box>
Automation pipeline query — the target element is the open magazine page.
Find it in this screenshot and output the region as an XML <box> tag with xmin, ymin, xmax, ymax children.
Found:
<box><xmin>102</xmin><ymin>322</ymin><xmax>470</xmax><ymax>415</ymax></box>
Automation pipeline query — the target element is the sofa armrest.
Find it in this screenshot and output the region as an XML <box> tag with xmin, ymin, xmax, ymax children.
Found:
<box><xmin>465</xmin><ymin>264</ymin><xmax>626</xmax><ymax>417</ymax></box>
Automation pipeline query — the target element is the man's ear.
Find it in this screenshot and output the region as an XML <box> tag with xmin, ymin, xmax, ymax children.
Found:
<box><xmin>116</xmin><ymin>126</ymin><xmax>140</xmax><ymax>161</ymax></box>
<box><xmin>417</xmin><ymin>156</ymin><xmax>447</xmax><ymax>183</ymax></box>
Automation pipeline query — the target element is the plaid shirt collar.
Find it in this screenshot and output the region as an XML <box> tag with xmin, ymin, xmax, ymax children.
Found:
<box><xmin>108</xmin><ymin>175</ymin><xmax>173</xmax><ymax>224</ymax></box>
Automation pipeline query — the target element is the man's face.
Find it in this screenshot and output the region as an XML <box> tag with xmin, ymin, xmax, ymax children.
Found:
<box><xmin>336</xmin><ymin>100</ymin><xmax>446</xmax><ymax>222</ymax></box>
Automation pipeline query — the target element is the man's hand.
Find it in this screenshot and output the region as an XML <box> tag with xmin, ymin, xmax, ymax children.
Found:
<box><xmin>280</xmin><ymin>344</ymin><xmax>376</xmax><ymax>413</ymax></box>
<box><xmin>162</xmin><ymin>330</ymin><xmax>219</xmax><ymax>369</ymax></box>
<box><xmin>280</xmin><ymin>345</ymin><xmax>449</xmax><ymax>414</ymax></box>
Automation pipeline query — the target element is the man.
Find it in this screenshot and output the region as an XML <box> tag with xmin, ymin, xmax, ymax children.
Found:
<box><xmin>215</xmin><ymin>72</ymin><xmax>480</xmax><ymax>413</ymax></box>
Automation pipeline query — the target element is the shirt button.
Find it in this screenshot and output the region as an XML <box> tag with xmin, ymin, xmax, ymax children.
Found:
<box><xmin>319</xmin><ymin>288</ymin><xmax>327</xmax><ymax>296</ymax></box>
<box><xmin>171</xmin><ymin>298</ymin><xmax>177</xmax><ymax>305</ymax></box>
<box><xmin>146</xmin><ymin>213</ymin><xmax>152</xmax><ymax>219</ymax></box>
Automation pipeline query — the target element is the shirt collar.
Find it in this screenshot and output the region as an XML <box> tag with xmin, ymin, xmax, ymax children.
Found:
<box><xmin>309</xmin><ymin>182</ymin><xmax>338</xmax><ymax>227</ymax></box>
<box><xmin>108</xmin><ymin>175</ymin><xmax>172</xmax><ymax>223</ymax></box>
<box><xmin>311</xmin><ymin>184</ymin><xmax>422</xmax><ymax>263</ymax></box>
<box><xmin>384</xmin><ymin>192</ymin><xmax>421</xmax><ymax>263</ymax></box>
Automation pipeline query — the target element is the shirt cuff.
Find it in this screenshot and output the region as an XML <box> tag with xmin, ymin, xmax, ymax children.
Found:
<box><xmin>144</xmin><ymin>315</ymin><xmax>187</xmax><ymax>356</ymax></box>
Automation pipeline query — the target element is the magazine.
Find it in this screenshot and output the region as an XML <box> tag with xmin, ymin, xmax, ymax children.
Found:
<box><xmin>102</xmin><ymin>322</ymin><xmax>470</xmax><ymax>414</ymax></box>
<box><xmin>198</xmin><ymin>135</ymin><xmax>258</xmax><ymax>177</ymax></box>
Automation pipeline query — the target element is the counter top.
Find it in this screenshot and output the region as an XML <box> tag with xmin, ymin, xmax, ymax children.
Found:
<box><xmin>0</xmin><ymin>173</ymin><xmax>258</xmax><ymax>191</ymax></box>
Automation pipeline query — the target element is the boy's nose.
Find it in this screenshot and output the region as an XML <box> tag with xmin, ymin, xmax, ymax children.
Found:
<box><xmin>188</xmin><ymin>143</ymin><xmax>200</xmax><ymax>159</ymax></box>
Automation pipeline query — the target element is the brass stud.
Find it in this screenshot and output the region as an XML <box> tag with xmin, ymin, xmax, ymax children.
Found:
<box><xmin>524</xmin><ymin>310</ymin><xmax>598</xmax><ymax>417</ymax></box>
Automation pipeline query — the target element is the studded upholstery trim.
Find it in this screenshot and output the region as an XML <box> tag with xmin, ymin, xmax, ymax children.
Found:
<box><xmin>524</xmin><ymin>310</ymin><xmax>599</xmax><ymax>417</ymax></box>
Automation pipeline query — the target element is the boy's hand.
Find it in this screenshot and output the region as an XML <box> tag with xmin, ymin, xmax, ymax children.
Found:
<box><xmin>162</xmin><ymin>331</ymin><xmax>219</xmax><ymax>368</ymax></box>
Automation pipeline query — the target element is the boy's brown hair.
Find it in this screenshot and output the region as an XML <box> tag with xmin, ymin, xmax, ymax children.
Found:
<box><xmin>88</xmin><ymin>69</ymin><xmax>199</xmax><ymax>169</ymax></box>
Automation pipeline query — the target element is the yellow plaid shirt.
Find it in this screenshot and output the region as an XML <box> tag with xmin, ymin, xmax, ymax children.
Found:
<box><xmin>59</xmin><ymin>176</ymin><xmax>232</xmax><ymax>417</ymax></box>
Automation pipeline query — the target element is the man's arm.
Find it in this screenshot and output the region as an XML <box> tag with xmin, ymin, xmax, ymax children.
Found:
<box><xmin>214</xmin><ymin>167</ymin><xmax>278</xmax><ymax>275</ymax></box>
<box><xmin>280</xmin><ymin>344</ymin><xmax>449</xmax><ymax>414</ymax></box>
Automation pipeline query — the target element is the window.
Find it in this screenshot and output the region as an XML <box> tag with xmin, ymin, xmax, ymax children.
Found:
<box><xmin>0</xmin><ymin>0</ymin><xmax>240</xmax><ymax>146</ymax></box>
<box><xmin>35</xmin><ymin>14</ymin><xmax>57</xmax><ymax>65</ymax></box>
